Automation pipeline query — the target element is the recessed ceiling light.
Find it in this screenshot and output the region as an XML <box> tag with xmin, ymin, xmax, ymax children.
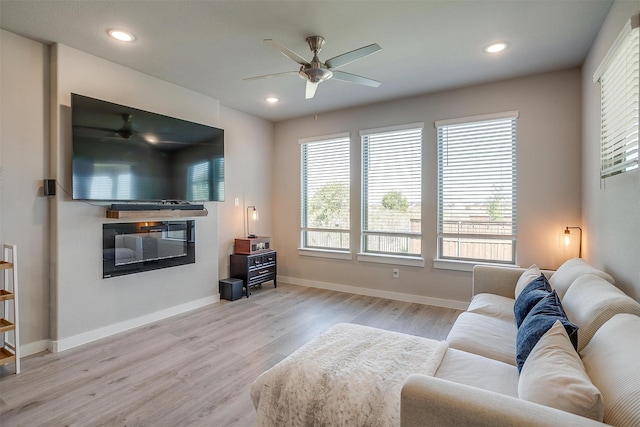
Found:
<box><xmin>484</xmin><ymin>42</ymin><xmax>508</xmax><ymax>54</ymax></box>
<box><xmin>265</xmin><ymin>97</ymin><xmax>280</xmax><ymax>103</ymax></box>
<box><xmin>108</xmin><ymin>29</ymin><xmax>135</xmax><ymax>42</ymax></box>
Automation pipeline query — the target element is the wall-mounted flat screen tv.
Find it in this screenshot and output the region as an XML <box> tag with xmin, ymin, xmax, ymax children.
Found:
<box><xmin>71</xmin><ymin>93</ymin><xmax>224</xmax><ymax>202</ymax></box>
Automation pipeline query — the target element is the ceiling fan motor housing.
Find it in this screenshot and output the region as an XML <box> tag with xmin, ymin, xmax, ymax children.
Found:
<box><xmin>299</xmin><ymin>64</ymin><xmax>333</xmax><ymax>83</ymax></box>
<box><xmin>299</xmin><ymin>36</ymin><xmax>333</xmax><ymax>83</ymax></box>
<box><xmin>117</xmin><ymin>114</ymin><xmax>135</xmax><ymax>139</ymax></box>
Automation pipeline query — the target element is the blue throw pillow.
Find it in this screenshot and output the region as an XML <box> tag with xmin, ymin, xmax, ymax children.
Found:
<box><xmin>514</xmin><ymin>274</ymin><xmax>552</xmax><ymax>327</ymax></box>
<box><xmin>516</xmin><ymin>290</ymin><xmax>578</xmax><ymax>372</ymax></box>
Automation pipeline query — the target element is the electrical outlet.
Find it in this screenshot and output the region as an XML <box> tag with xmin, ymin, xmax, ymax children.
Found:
<box><xmin>234</xmin><ymin>197</ymin><xmax>239</xmax><ymax>207</ymax></box>
<box><xmin>392</xmin><ymin>268</ymin><xmax>400</xmax><ymax>279</ymax></box>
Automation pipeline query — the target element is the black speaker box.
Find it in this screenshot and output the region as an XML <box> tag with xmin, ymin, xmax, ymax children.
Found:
<box><xmin>219</xmin><ymin>278</ymin><xmax>243</xmax><ymax>301</ymax></box>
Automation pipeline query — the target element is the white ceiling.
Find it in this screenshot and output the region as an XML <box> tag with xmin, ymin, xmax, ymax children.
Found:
<box><xmin>1</xmin><ymin>0</ymin><xmax>613</xmax><ymax>122</ymax></box>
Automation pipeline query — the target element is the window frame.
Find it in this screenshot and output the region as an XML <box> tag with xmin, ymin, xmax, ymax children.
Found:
<box><xmin>359</xmin><ymin>123</ymin><xmax>424</xmax><ymax>264</ymax></box>
<box><xmin>435</xmin><ymin>111</ymin><xmax>518</xmax><ymax>268</ymax></box>
<box><xmin>593</xmin><ymin>15</ymin><xmax>639</xmax><ymax>178</ymax></box>
<box><xmin>299</xmin><ymin>132</ymin><xmax>352</xmax><ymax>258</ymax></box>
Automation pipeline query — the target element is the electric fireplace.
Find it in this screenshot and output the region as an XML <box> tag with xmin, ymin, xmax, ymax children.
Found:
<box><xmin>103</xmin><ymin>221</ymin><xmax>195</xmax><ymax>278</ymax></box>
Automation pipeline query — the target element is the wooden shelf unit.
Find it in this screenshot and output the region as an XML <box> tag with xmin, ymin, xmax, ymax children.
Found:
<box><xmin>1</xmin><ymin>244</ymin><xmax>19</xmax><ymax>373</ymax></box>
<box><xmin>0</xmin><ymin>289</ymin><xmax>14</xmax><ymax>301</ymax></box>
<box><xmin>0</xmin><ymin>347</ymin><xmax>16</xmax><ymax>365</ymax></box>
<box><xmin>106</xmin><ymin>209</ymin><xmax>208</xmax><ymax>219</ymax></box>
<box><xmin>0</xmin><ymin>318</ymin><xmax>14</xmax><ymax>333</ymax></box>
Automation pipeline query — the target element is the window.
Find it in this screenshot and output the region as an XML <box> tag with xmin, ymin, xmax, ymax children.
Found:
<box><xmin>185</xmin><ymin>157</ymin><xmax>223</xmax><ymax>201</ymax></box>
<box><xmin>594</xmin><ymin>15</ymin><xmax>639</xmax><ymax>178</ymax></box>
<box><xmin>361</xmin><ymin>124</ymin><xmax>423</xmax><ymax>257</ymax></box>
<box><xmin>436</xmin><ymin>112</ymin><xmax>517</xmax><ymax>264</ymax></box>
<box><xmin>89</xmin><ymin>163</ymin><xmax>132</xmax><ymax>200</ymax></box>
<box><xmin>300</xmin><ymin>133</ymin><xmax>350</xmax><ymax>251</ymax></box>
<box><xmin>187</xmin><ymin>161</ymin><xmax>211</xmax><ymax>201</ymax></box>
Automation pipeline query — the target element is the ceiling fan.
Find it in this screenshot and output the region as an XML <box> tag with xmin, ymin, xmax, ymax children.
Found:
<box><xmin>74</xmin><ymin>113</ymin><xmax>137</xmax><ymax>139</ymax></box>
<box><xmin>245</xmin><ymin>36</ymin><xmax>382</xmax><ymax>99</ymax></box>
<box><xmin>74</xmin><ymin>113</ymin><xmax>174</xmax><ymax>145</ymax></box>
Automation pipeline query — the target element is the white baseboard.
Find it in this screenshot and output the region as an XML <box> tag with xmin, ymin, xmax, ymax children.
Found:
<box><xmin>20</xmin><ymin>339</ymin><xmax>50</xmax><ymax>357</ymax></box>
<box><xmin>49</xmin><ymin>294</ymin><xmax>220</xmax><ymax>353</ymax></box>
<box><xmin>278</xmin><ymin>275</ymin><xmax>469</xmax><ymax>311</ymax></box>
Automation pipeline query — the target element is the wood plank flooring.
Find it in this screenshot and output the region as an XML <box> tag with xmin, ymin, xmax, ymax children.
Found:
<box><xmin>0</xmin><ymin>283</ymin><xmax>462</xmax><ymax>427</ymax></box>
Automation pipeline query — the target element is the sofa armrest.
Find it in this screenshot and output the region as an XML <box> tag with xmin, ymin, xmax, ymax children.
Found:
<box><xmin>401</xmin><ymin>374</ymin><xmax>605</xmax><ymax>427</ymax></box>
<box><xmin>472</xmin><ymin>265</ymin><xmax>525</xmax><ymax>298</ymax></box>
<box><xmin>472</xmin><ymin>265</ymin><xmax>554</xmax><ymax>298</ymax></box>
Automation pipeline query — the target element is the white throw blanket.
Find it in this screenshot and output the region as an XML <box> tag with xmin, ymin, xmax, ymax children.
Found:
<box><xmin>251</xmin><ymin>323</ymin><xmax>448</xmax><ymax>427</ymax></box>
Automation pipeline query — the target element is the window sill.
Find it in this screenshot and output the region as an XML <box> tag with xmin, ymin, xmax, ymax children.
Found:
<box><xmin>433</xmin><ymin>258</ymin><xmax>519</xmax><ymax>272</ymax></box>
<box><xmin>298</xmin><ymin>248</ymin><xmax>352</xmax><ymax>260</ymax></box>
<box><xmin>357</xmin><ymin>253</ymin><xmax>425</xmax><ymax>267</ymax></box>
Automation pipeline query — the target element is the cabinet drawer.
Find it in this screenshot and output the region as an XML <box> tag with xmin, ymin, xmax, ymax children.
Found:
<box><xmin>249</xmin><ymin>254</ymin><xmax>276</xmax><ymax>268</ymax></box>
<box><xmin>248</xmin><ymin>266</ymin><xmax>275</xmax><ymax>282</ymax></box>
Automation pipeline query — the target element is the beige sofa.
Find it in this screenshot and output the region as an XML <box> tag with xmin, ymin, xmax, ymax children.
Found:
<box><xmin>402</xmin><ymin>259</ymin><xmax>640</xmax><ymax>426</ymax></box>
<box><xmin>251</xmin><ymin>258</ymin><xmax>640</xmax><ymax>426</ymax></box>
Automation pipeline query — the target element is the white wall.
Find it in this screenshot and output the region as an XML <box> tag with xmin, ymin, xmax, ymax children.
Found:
<box><xmin>0</xmin><ymin>30</ymin><xmax>51</xmax><ymax>354</ymax></box>
<box><xmin>0</xmin><ymin>31</ymin><xmax>274</xmax><ymax>353</ymax></box>
<box><xmin>49</xmin><ymin>44</ymin><xmax>222</xmax><ymax>350</ymax></box>
<box><xmin>218</xmin><ymin>106</ymin><xmax>273</xmax><ymax>278</ymax></box>
<box><xmin>582</xmin><ymin>0</ymin><xmax>640</xmax><ymax>300</ymax></box>
<box><xmin>273</xmin><ymin>68</ymin><xmax>583</xmax><ymax>306</ymax></box>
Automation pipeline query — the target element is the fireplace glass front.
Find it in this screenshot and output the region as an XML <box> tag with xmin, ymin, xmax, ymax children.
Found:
<box><xmin>103</xmin><ymin>220</ymin><xmax>195</xmax><ymax>278</ymax></box>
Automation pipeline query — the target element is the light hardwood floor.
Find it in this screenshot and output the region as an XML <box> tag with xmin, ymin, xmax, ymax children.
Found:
<box><xmin>0</xmin><ymin>283</ymin><xmax>462</xmax><ymax>426</ymax></box>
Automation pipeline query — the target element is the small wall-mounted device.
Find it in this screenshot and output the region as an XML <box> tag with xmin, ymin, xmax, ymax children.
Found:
<box><xmin>43</xmin><ymin>179</ymin><xmax>56</xmax><ymax>196</ymax></box>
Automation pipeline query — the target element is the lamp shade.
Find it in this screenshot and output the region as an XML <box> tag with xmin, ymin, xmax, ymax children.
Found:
<box><xmin>560</xmin><ymin>226</ymin><xmax>582</xmax><ymax>259</ymax></box>
<box><xmin>247</xmin><ymin>206</ymin><xmax>259</xmax><ymax>238</ymax></box>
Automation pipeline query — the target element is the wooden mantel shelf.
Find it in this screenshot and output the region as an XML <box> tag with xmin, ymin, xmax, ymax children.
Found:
<box><xmin>106</xmin><ymin>209</ymin><xmax>208</xmax><ymax>219</ymax></box>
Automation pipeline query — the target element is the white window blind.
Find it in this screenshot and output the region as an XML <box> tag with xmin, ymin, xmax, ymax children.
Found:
<box><xmin>436</xmin><ymin>112</ymin><xmax>517</xmax><ymax>264</ymax></box>
<box><xmin>88</xmin><ymin>163</ymin><xmax>132</xmax><ymax>200</ymax></box>
<box><xmin>595</xmin><ymin>16</ymin><xmax>639</xmax><ymax>178</ymax></box>
<box><xmin>300</xmin><ymin>133</ymin><xmax>350</xmax><ymax>251</ymax></box>
<box><xmin>361</xmin><ymin>124</ymin><xmax>423</xmax><ymax>256</ymax></box>
<box><xmin>187</xmin><ymin>161</ymin><xmax>211</xmax><ymax>201</ymax></box>
<box><xmin>212</xmin><ymin>157</ymin><xmax>225</xmax><ymax>201</ymax></box>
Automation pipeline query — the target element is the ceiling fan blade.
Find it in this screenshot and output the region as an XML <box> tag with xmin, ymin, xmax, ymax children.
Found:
<box><xmin>331</xmin><ymin>70</ymin><xmax>381</xmax><ymax>87</ymax></box>
<box><xmin>305</xmin><ymin>81</ymin><xmax>319</xmax><ymax>99</ymax></box>
<box><xmin>73</xmin><ymin>125</ymin><xmax>121</xmax><ymax>133</ymax></box>
<box><xmin>243</xmin><ymin>71</ymin><xmax>299</xmax><ymax>81</ymax></box>
<box><xmin>325</xmin><ymin>43</ymin><xmax>381</xmax><ymax>69</ymax></box>
<box><xmin>264</xmin><ymin>39</ymin><xmax>310</xmax><ymax>66</ymax></box>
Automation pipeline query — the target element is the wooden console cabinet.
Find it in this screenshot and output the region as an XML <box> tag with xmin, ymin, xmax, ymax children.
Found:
<box><xmin>230</xmin><ymin>250</ymin><xmax>276</xmax><ymax>298</ymax></box>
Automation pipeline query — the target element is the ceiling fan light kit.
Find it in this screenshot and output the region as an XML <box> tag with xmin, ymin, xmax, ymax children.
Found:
<box><xmin>245</xmin><ymin>35</ymin><xmax>381</xmax><ymax>99</ymax></box>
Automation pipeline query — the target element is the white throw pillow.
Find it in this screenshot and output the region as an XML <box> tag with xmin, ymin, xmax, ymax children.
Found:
<box><xmin>562</xmin><ymin>274</ymin><xmax>640</xmax><ymax>351</ymax></box>
<box><xmin>549</xmin><ymin>258</ymin><xmax>615</xmax><ymax>300</ymax></box>
<box><xmin>580</xmin><ymin>314</ymin><xmax>640</xmax><ymax>427</ymax></box>
<box><xmin>514</xmin><ymin>264</ymin><xmax>541</xmax><ymax>299</ymax></box>
<box><xmin>518</xmin><ymin>320</ymin><xmax>604</xmax><ymax>421</ymax></box>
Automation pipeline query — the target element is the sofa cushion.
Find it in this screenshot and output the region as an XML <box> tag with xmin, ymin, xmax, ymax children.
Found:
<box><xmin>581</xmin><ymin>314</ymin><xmax>640</xmax><ymax>427</ymax></box>
<box><xmin>562</xmin><ymin>274</ymin><xmax>640</xmax><ymax>351</ymax></box>
<box><xmin>516</xmin><ymin>291</ymin><xmax>578</xmax><ymax>371</ymax></box>
<box><xmin>514</xmin><ymin>264</ymin><xmax>542</xmax><ymax>298</ymax></box>
<box><xmin>447</xmin><ymin>312</ymin><xmax>517</xmax><ymax>366</ymax></box>
<box><xmin>467</xmin><ymin>293</ymin><xmax>515</xmax><ymax>322</ymax></box>
<box><xmin>549</xmin><ymin>258</ymin><xmax>615</xmax><ymax>300</ymax></box>
<box><xmin>519</xmin><ymin>320</ymin><xmax>604</xmax><ymax>421</ymax></box>
<box><xmin>436</xmin><ymin>348</ymin><xmax>519</xmax><ymax>398</ymax></box>
<box><xmin>514</xmin><ymin>274</ymin><xmax>552</xmax><ymax>327</ymax></box>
